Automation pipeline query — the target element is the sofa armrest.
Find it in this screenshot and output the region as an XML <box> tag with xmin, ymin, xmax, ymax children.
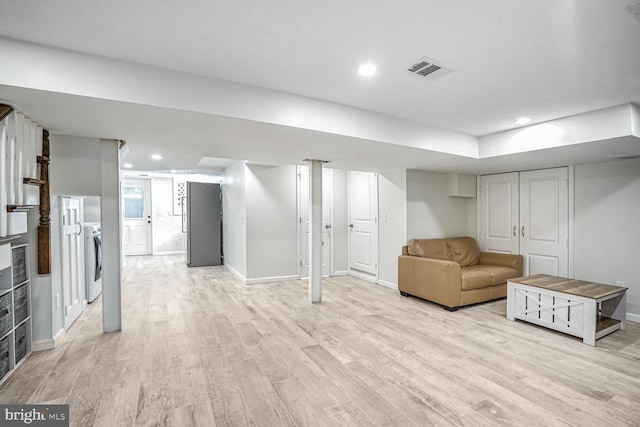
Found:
<box><xmin>479</xmin><ymin>252</ymin><xmax>523</xmax><ymax>276</ymax></box>
<box><xmin>398</xmin><ymin>255</ymin><xmax>462</xmax><ymax>307</ymax></box>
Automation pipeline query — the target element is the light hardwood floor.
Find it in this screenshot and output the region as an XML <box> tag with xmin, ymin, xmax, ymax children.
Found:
<box><xmin>1</xmin><ymin>255</ymin><xmax>640</xmax><ymax>426</ymax></box>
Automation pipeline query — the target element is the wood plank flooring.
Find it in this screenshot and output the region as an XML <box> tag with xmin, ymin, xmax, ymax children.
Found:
<box><xmin>1</xmin><ymin>255</ymin><xmax>640</xmax><ymax>426</ymax></box>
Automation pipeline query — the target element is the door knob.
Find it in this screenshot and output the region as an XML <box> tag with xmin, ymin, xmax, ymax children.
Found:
<box><xmin>349</xmin><ymin>224</ymin><xmax>354</xmax><ymax>228</ymax></box>
<box><xmin>325</xmin><ymin>224</ymin><xmax>332</xmax><ymax>229</ymax></box>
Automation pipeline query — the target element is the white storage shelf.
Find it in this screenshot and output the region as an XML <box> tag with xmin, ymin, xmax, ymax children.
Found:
<box><xmin>0</xmin><ymin>243</ymin><xmax>32</xmax><ymax>383</ymax></box>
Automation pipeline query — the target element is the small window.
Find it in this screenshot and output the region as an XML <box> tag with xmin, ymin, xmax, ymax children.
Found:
<box><xmin>124</xmin><ymin>186</ymin><xmax>144</xmax><ymax>219</ymax></box>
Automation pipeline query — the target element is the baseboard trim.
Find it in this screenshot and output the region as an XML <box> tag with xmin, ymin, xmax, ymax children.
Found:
<box><xmin>332</xmin><ymin>270</ymin><xmax>349</xmax><ymax>276</ymax></box>
<box><xmin>225</xmin><ymin>264</ymin><xmax>247</xmax><ymax>283</ymax></box>
<box><xmin>376</xmin><ymin>279</ymin><xmax>398</xmax><ymax>291</ymax></box>
<box><xmin>152</xmin><ymin>250</ymin><xmax>186</xmax><ymax>256</ymax></box>
<box><xmin>349</xmin><ymin>270</ymin><xmax>377</xmax><ymax>283</ymax></box>
<box><xmin>627</xmin><ymin>312</ymin><xmax>640</xmax><ymax>324</ymax></box>
<box><xmin>246</xmin><ymin>275</ymin><xmax>299</xmax><ymax>285</ymax></box>
<box><xmin>32</xmin><ymin>328</ymin><xmax>65</xmax><ymax>352</ymax></box>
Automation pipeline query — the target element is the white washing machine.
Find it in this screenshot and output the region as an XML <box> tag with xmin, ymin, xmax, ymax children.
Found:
<box><xmin>84</xmin><ymin>223</ymin><xmax>102</xmax><ymax>303</ymax></box>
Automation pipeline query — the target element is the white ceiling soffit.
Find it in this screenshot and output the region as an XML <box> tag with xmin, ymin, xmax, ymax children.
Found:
<box><xmin>479</xmin><ymin>103</ymin><xmax>640</xmax><ymax>158</ymax></box>
<box><xmin>197</xmin><ymin>157</ymin><xmax>236</xmax><ymax>171</ymax></box>
<box><xmin>2</xmin><ymin>83</ymin><xmax>639</xmax><ymax>175</ymax></box>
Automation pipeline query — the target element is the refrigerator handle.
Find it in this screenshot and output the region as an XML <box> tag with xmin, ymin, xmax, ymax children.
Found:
<box><xmin>181</xmin><ymin>196</ymin><xmax>187</xmax><ymax>233</ymax></box>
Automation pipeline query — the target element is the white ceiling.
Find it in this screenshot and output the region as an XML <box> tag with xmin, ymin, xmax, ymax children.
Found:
<box><xmin>1</xmin><ymin>0</ymin><xmax>639</xmax><ymax>172</ymax></box>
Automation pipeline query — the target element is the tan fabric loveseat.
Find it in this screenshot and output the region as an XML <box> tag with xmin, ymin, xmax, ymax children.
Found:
<box><xmin>398</xmin><ymin>237</ymin><xmax>523</xmax><ymax>311</ymax></box>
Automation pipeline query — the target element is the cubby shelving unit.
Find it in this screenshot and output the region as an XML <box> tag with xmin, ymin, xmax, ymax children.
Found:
<box><xmin>0</xmin><ymin>243</ymin><xmax>32</xmax><ymax>383</ymax></box>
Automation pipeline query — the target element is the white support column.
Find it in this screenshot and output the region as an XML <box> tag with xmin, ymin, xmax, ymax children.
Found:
<box><xmin>308</xmin><ymin>159</ymin><xmax>323</xmax><ymax>303</ymax></box>
<box><xmin>100</xmin><ymin>139</ymin><xmax>122</xmax><ymax>332</ymax></box>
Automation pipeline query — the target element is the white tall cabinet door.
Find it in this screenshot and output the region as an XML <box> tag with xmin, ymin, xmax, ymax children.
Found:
<box><xmin>349</xmin><ymin>170</ymin><xmax>378</xmax><ymax>276</ymax></box>
<box><xmin>479</xmin><ymin>172</ymin><xmax>520</xmax><ymax>254</ymax></box>
<box><xmin>61</xmin><ymin>196</ymin><xmax>85</xmax><ymax>330</ymax></box>
<box><xmin>479</xmin><ymin>168</ymin><xmax>569</xmax><ymax>277</ymax></box>
<box><xmin>299</xmin><ymin>167</ymin><xmax>332</xmax><ymax>278</ymax></box>
<box><xmin>520</xmin><ymin>168</ymin><xmax>569</xmax><ymax>276</ymax></box>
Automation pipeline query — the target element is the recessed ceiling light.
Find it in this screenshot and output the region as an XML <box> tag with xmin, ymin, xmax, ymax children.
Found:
<box><xmin>358</xmin><ymin>63</ymin><xmax>377</xmax><ymax>77</ymax></box>
<box><xmin>151</xmin><ymin>154</ymin><xmax>162</xmax><ymax>160</ymax></box>
<box><xmin>170</xmin><ymin>169</ymin><xmax>177</xmax><ymax>174</ymax></box>
<box><xmin>515</xmin><ymin>117</ymin><xmax>532</xmax><ymax>125</ymax></box>
<box><xmin>123</xmin><ymin>163</ymin><xmax>133</xmax><ymax>169</ymax></box>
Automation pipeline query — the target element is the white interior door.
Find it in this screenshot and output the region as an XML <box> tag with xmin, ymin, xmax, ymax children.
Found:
<box><xmin>479</xmin><ymin>172</ymin><xmax>520</xmax><ymax>254</ymax></box>
<box><xmin>61</xmin><ymin>196</ymin><xmax>85</xmax><ymax>330</ymax></box>
<box><xmin>299</xmin><ymin>166</ymin><xmax>332</xmax><ymax>278</ymax></box>
<box><xmin>520</xmin><ymin>168</ymin><xmax>569</xmax><ymax>276</ymax></box>
<box><xmin>123</xmin><ymin>178</ymin><xmax>152</xmax><ymax>256</ymax></box>
<box><xmin>349</xmin><ymin>170</ymin><xmax>378</xmax><ymax>276</ymax></box>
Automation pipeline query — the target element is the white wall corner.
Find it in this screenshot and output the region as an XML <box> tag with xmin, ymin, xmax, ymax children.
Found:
<box><xmin>225</xmin><ymin>263</ymin><xmax>247</xmax><ymax>284</ymax></box>
<box><xmin>349</xmin><ymin>270</ymin><xmax>377</xmax><ymax>283</ymax></box>
<box><xmin>376</xmin><ymin>279</ymin><xmax>399</xmax><ymax>291</ymax></box>
<box><xmin>627</xmin><ymin>312</ymin><xmax>640</xmax><ymax>324</ymax></box>
<box><xmin>245</xmin><ymin>275</ymin><xmax>299</xmax><ymax>285</ymax></box>
<box><xmin>32</xmin><ymin>328</ymin><xmax>65</xmax><ymax>352</ymax></box>
<box><xmin>332</xmin><ymin>270</ymin><xmax>350</xmax><ymax>276</ymax></box>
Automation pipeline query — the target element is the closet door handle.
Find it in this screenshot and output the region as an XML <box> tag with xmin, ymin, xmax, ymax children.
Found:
<box><xmin>513</xmin><ymin>226</ymin><xmax>516</xmax><ymax>237</ymax></box>
<box><xmin>521</xmin><ymin>226</ymin><xmax>525</xmax><ymax>237</ymax></box>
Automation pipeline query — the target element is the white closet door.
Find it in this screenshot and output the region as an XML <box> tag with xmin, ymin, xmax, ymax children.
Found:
<box><xmin>61</xmin><ymin>196</ymin><xmax>86</xmax><ymax>329</ymax></box>
<box><xmin>479</xmin><ymin>172</ymin><xmax>520</xmax><ymax>254</ymax></box>
<box><xmin>519</xmin><ymin>167</ymin><xmax>569</xmax><ymax>276</ymax></box>
<box><xmin>349</xmin><ymin>170</ymin><xmax>378</xmax><ymax>276</ymax></box>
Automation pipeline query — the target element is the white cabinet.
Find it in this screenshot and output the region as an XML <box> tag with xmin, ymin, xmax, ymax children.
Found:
<box><xmin>479</xmin><ymin>168</ymin><xmax>569</xmax><ymax>276</ymax></box>
<box><xmin>0</xmin><ymin>243</ymin><xmax>32</xmax><ymax>383</ymax></box>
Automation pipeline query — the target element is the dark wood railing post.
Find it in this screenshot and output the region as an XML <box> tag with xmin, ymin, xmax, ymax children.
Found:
<box><xmin>37</xmin><ymin>130</ymin><xmax>51</xmax><ymax>274</ymax></box>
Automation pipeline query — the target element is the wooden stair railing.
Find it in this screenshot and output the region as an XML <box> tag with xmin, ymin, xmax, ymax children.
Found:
<box><xmin>1</xmin><ymin>103</ymin><xmax>51</xmax><ymax>273</ymax></box>
<box><xmin>37</xmin><ymin>130</ymin><xmax>51</xmax><ymax>274</ymax></box>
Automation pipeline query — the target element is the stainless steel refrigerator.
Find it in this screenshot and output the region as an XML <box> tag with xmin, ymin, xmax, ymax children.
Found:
<box><xmin>182</xmin><ymin>182</ymin><xmax>222</xmax><ymax>267</ymax></box>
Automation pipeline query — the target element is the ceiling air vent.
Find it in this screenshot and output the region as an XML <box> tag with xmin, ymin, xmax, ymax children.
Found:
<box><xmin>407</xmin><ymin>57</ymin><xmax>454</xmax><ymax>80</ymax></box>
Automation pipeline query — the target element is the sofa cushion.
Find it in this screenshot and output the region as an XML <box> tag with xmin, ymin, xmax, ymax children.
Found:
<box><xmin>461</xmin><ymin>266</ymin><xmax>494</xmax><ymax>290</ymax></box>
<box><xmin>488</xmin><ymin>265</ymin><xmax>519</xmax><ymax>285</ymax></box>
<box><xmin>407</xmin><ymin>239</ymin><xmax>451</xmax><ymax>260</ymax></box>
<box><xmin>461</xmin><ymin>265</ymin><xmax>519</xmax><ymax>290</ymax></box>
<box><xmin>447</xmin><ymin>237</ymin><xmax>480</xmax><ymax>267</ymax></box>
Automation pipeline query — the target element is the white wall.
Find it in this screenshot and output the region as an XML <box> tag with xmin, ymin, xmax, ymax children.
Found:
<box><xmin>31</xmin><ymin>135</ymin><xmax>104</xmax><ymax>345</ymax></box>
<box><xmin>30</xmin><ymin>135</ymin><xmax>103</xmax><ymax>345</ymax></box>
<box><xmin>222</xmin><ymin>161</ymin><xmax>247</xmax><ymax>278</ymax></box>
<box><xmin>378</xmin><ymin>170</ymin><xmax>407</xmax><ymax>288</ymax></box>
<box><xmin>83</xmin><ymin>196</ymin><xmax>101</xmax><ymax>223</ymax></box>
<box><xmin>150</xmin><ymin>177</ymin><xmax>185</xmax><ymax>254</ymax></box>
<box><xmin>17</xmin><ymin>208</ymin><xmax>58</xmax><ymax>347</ymax></box>
<box><xmin>50</xmin><ymin>135</ymin><xmax>101</xmax><ymax>196</ymax></box>
<box><xmin>332</xmin><ymin>169</ymin><xmax>349</xmax><ymax>274</ymax></box>
<box><xmin>245</xmin><ymin>164</ymin><xmax>298</xmax><ymax>280</ymax></box>
<box><xmin>406</xmin><ymin>170</ymin><xmax>475</xmax><ymax>239</ymax></box>
<box><xmin>574</xmin><ymin>158</ymin><xmax>640</xmax><ymax>321</ymax></box>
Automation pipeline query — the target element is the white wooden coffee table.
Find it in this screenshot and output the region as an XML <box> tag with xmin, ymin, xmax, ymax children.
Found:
<box><xmin>507</xmin><ymin>274</ymin><xmax>627</xmax><ymax>346</ymax></box>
